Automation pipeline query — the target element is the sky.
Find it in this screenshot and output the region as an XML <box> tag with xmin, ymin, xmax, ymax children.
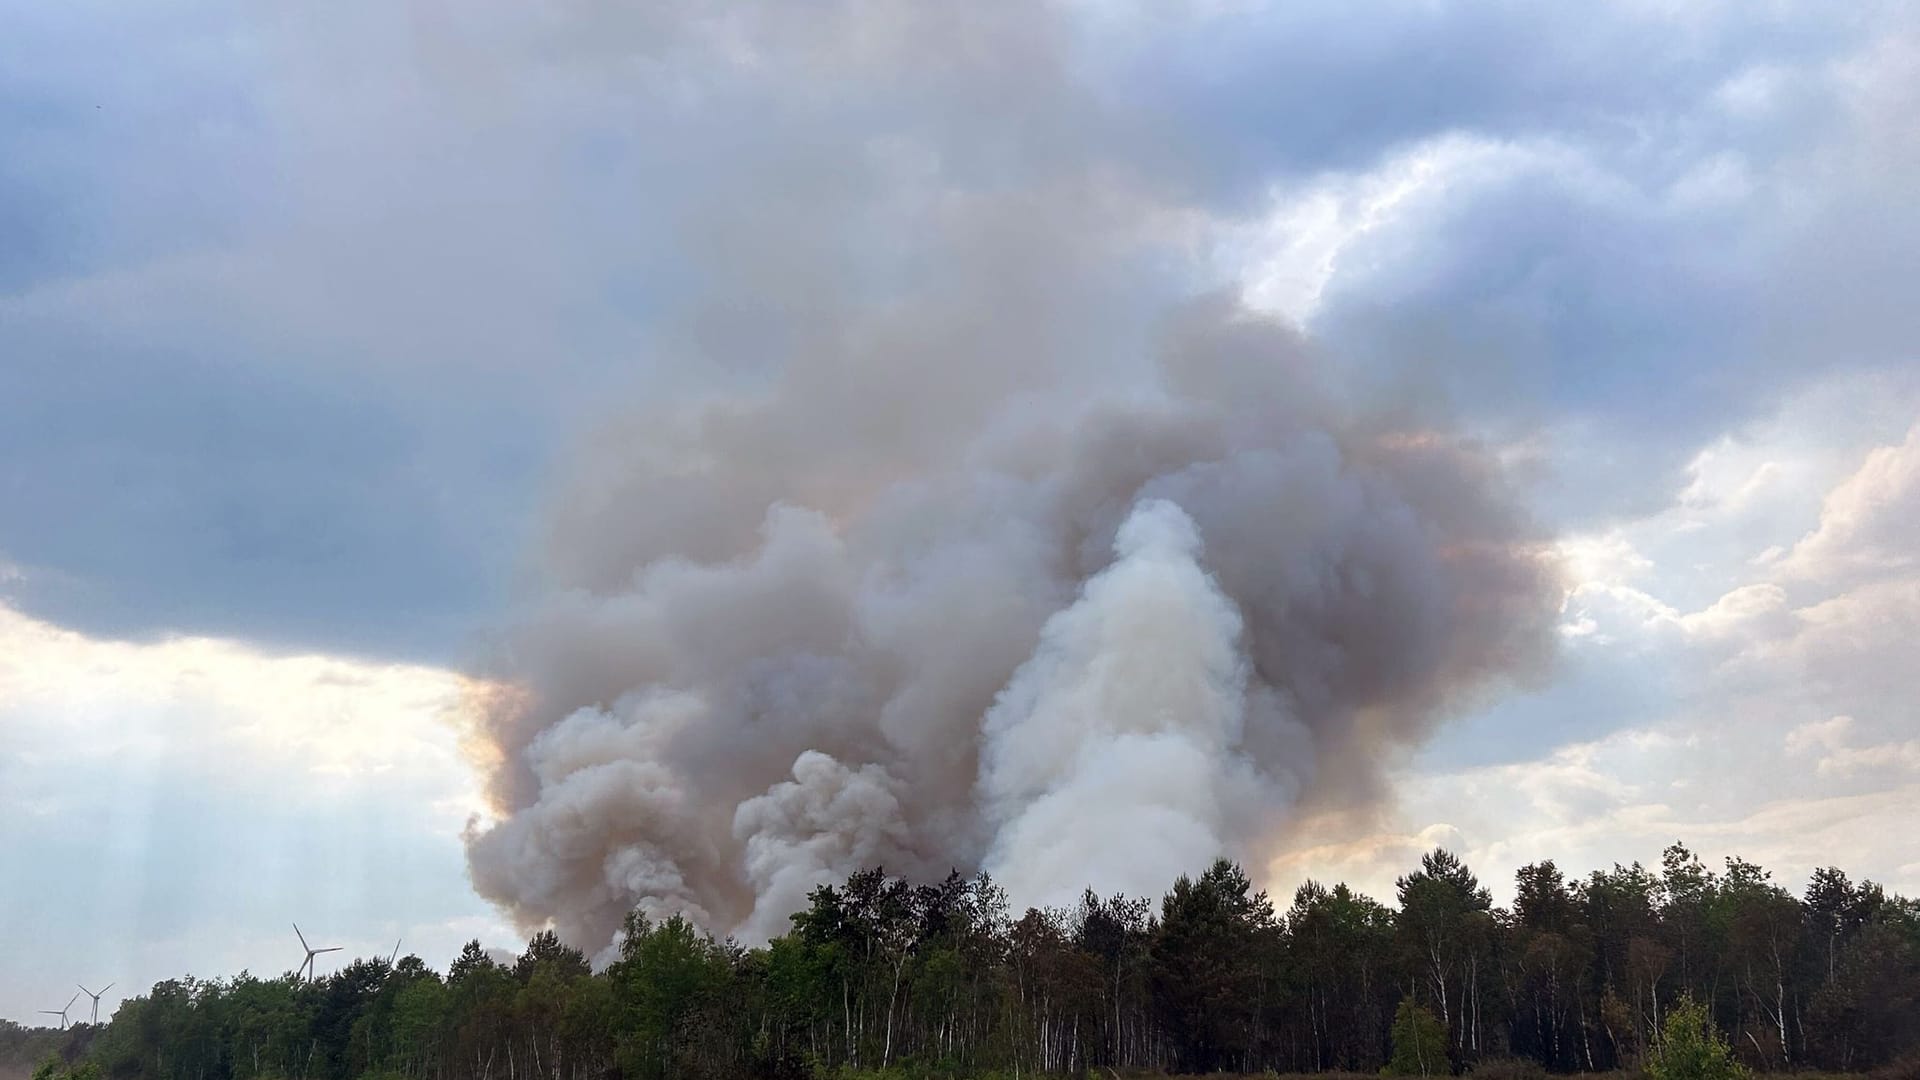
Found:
<box><xmin>3</xmin><ymin>0</ymin><xmax>1919</xmax><ymax>1024</ymax></box>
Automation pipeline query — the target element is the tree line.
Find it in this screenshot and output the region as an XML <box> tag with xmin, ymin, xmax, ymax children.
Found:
<box><xmin>16</xmin><ymin>844</ymin><xmax>1920</xmax><ymax>1080</ymax></box>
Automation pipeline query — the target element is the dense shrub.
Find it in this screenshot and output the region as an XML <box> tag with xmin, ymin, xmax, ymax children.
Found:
<box><xmin>1649</xmin><ymin>998</ymin><xmax>1746</xmax><ymax>1080</ymax></box>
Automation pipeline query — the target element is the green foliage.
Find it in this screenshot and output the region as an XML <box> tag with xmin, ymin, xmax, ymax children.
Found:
<box><xmin>1648</xmin><ymin>997</ymin><xmax>1747</xmax><ymax>1080</ymax></box>
<box><xmin>1152</xmin><ymin>858</ymin><xmax>1278</xmax><ymax>1072</ymax></box>
<box><xmin>1287</xmin><ymin>878</ymin><xmax>1398</xmax><ymax>1071</ymax></box>
<box><xmin>607</xmin><ymin>913</ymin><xmax>733</xmax><ymax>1080</ymax></box>
<box><xmin>29</xmin><ymin>1058</ymin><xmax>100</xmax><ymax>1080</ymax></box>
<box><xmin>1384</xmin><ymin>1001</ymin><xmax>1448</xmax><ymax>1077</ymax></box>
<box><xmin>24</xmin><ymin>846</ymin><xmax>1920</xmax><ymax>1080</ymax></box>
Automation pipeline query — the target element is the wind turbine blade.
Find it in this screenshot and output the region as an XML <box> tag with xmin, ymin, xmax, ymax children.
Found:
<box><xmin>294</xmin><ymin>923</ymin><xmax>310</xmax><ymax>950</ymax></box>
<box><xmin>64</xmin><ymin>993</ymin><xmax>80</xmax><ymax>1009</ymax></box>
<box><xmin>317</xmin><ymin>947</ymin><xmax>343</xmax><ymax>954</ymax></box>
<box><xmin>78</xmin><ymin>984</ymin><xmax>95</xmax><ymax>997</ymax></box>
<box><xmin>102</xmin><ymin>983</ymin><xmax>114</xmax><ymax>994</ymax></box>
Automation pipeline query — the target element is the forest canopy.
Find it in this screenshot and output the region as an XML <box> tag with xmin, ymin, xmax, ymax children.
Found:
<box><xmin>11</xmin><ymin>845</ymin><xmax>1919</xmax><ymax>1080</ymax></box>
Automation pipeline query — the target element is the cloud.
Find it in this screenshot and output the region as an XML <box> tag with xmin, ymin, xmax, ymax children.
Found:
<box><xmin>1214</xmin><ymin>6</ymin><xmax>1920</xmax><ymax>525</ymax></box>
<box><xmin>1345</xmin><ymin>384</ymin><xmax>1920</xmax><ymax>903</ymax></box>
<box><xmin>0</xmin><ymin>602</ymin><xmax>487</xmax><ymax>787</ymax></box>
<box><xmin>1097</xmin><ymin>1</ymin><xmax>1887</xmax><ymax>199</ymax></box>
<box><xmin>1816</xmin><ymin>739</ymin><xmax>1920</xmax><ymax>779</ymax></box>
<box><xmin>1264</xmin><ymin>822</ymin><xmax>1467</xmax><ymax>904</ymax></box>
<box><xmin>0</xmin><ymin>601</ymin><xmax>509</xmax><ymax>1023</ymax></box>
<box><xmin>1781</xmin><ymin>423</ymin><xmax>1920</xmax><ymax>585</ymax></box>
<box><xmin>1786</xmin><ymin>715</ymin><xmax>1856</xmax><ymax>756</ymax></box>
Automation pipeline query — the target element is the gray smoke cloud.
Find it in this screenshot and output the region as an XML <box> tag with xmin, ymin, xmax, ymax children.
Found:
<box><xmin>460</xmin><ymin>0</ymin><xmax>1560</xmax><ymax>953</ymax></box>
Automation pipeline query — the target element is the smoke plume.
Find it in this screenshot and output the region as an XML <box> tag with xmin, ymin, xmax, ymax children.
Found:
<box><xmin>460</xmin><ymin>1</ymin><xmax>1559</xmax><ymax>954</ymax></box>
<box><xmin>977</xmin><ymin>498</ymin><xmax>1268</xmax><ymax>909</ymax></box>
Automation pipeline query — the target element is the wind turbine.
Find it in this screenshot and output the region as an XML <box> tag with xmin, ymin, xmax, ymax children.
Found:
<box><xmin>293</xmin><ymin>924</ymin><xmax>342</xmax><ymax>983</ymax></box>
<box><xmin>38</xmin><ymin>992</ymin><xmax>79</xmax><ymax>1030</ymax></box>
<box><xmin>76</xmin><ymin>983</ymin><xmax>114</xmax><ymax>1025</ymax></box>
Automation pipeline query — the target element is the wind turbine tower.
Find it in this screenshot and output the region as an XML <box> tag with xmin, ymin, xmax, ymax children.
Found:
<box><xmin>293</xmin><ymin>924</ymin><xmax>342</xmax><ymax>983</ymax></box>
<box><xmin>77</xmin><ymin>983</ymin><xmax>114</xmax><ymax>1025</ymax></box>
<box><xmin>38</xmin><ymin>993</ymin><xmax>79</xmax><ymax>1030</ymax></box>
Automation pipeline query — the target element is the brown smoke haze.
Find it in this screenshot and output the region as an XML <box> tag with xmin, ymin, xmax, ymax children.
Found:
<box><xmin>459</xmin><ymin>1</ymin><xmax>1563</xmax><ymax>956</ymax></box>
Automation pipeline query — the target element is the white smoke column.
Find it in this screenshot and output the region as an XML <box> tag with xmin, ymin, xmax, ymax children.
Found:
<box><xmin>977</xmin><ymin>499</ymin><xmax>1265</xmax><ymax>908</ymax></box>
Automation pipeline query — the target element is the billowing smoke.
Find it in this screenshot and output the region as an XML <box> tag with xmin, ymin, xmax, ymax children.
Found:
<box><xmin>458</xmin><ymin>1</ymin><xmax>1559</xmax><ymax>954</ymax></box>
<box><xmin>977</xmin><ymin>498</ymin><xmax>1269</xmax><ymax>909</ymax></box>
<box><xmin>462</xmin><ymin>306</ymin><xmax>1556</xmax><ymax>949</ymax></box>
